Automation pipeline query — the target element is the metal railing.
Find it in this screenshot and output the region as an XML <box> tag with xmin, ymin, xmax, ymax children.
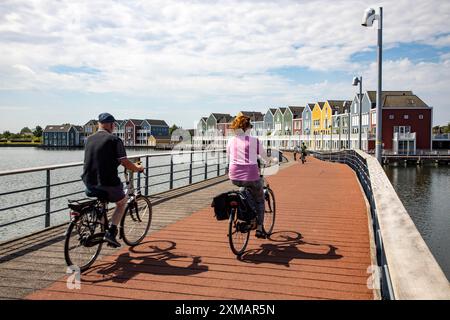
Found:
<box><xmin>311</xmin><ymin>150</ymin><xmax>394</xmax><ymax>300</ymax></box>
<box><xmin>0</xmin><ymin>148</ymin><xmax>227</xmax><ymax>242</ymax></box>
<box><xmin>312</xmin><ymin>149</ymin><xmax>450</xmax><ymax>300</ymax></box>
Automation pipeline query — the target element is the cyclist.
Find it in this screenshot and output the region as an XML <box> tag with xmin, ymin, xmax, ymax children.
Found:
<box><xmin>301</xmin><ymin>142</ymin><xmax>307</xmax><ymax>163</ymax></box>
<box><xmin>81</xmin><ymin>112</ymin><xmax>144</xmax><ymax>248</ymax></box>
<box><xmin>226</xmin><ymin>114</ymin><xmax>275</xmax><ymax>239</ymax></box>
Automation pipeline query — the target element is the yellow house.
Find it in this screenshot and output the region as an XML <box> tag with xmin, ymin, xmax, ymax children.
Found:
<box><xmin>321</xmin><ymin>100</ymin><xmax>347</xmax><ymax>134</ymax></box>
<box><xmin>312</xmin><ymin>102</ymin><xmax>325</xmax><ymax>135</ymax></box>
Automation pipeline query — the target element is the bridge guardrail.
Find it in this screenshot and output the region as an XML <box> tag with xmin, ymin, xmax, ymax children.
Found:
<box><xmin>312</xmin><ymin>149</ymin><xmax>450</xmax><ymax>300</ymax></box>
<box><xmin>0</xmin><ymin>149</ymin><xmax>227</xmax><ymax>243</ymax></box>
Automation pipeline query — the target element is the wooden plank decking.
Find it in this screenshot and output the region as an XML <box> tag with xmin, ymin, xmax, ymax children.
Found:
<box><xmin>1</xmin><ymin>156</ymin><xmax>375</xmax><ymax>300</ymax></box>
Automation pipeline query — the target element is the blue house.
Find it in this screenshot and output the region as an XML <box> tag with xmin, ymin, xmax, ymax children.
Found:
<box><xmin>302</xmin><ymin>103</ymin><xmax>315</xmax><ymax>136</ymax></box>
<box><xmin>43</xmin><ymin>124</ymin><xmax>84</xmax><ymax>147</ymax></box>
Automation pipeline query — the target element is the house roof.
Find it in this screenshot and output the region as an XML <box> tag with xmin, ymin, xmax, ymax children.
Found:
<box><xmin>240</xmin><ymin>111</ymin><xmax>264</xmax><ymax>122</ymax></box>
<box><xmin>269</xmin><ymin>108</ymin><xmax>277</xmax><ymax>115</ymax></box>
<box><xmin>276</xmin><ymin>107</ymin><xmax>286</xmax><ymax>114</ymax></box>
<box><xmin>211</xmin><ymin>113</ymin><xmax>231</xmax><ymax>121</ymax></box>
<box><xmin>306</xmin><ymin>103</ymin><xmax>315</xmax><ymax>110</ymax></box>
<box><xmin>84</xmin><ymin>119</ymin><xmax>97</xmax><ymax>126</ymax></box>
<box><xmin>383</xmin><ymin>95</ymin><xmax>429</xmax><ymax>108</ymax></box>
<box><xmin>314</xmin><ymin>102</ymin><xmax>325</xmax><ymax>109</ymax></box>
<box><xmin>127</xmin><ymin>119</ymin><xmax>144</xmax><ymax>126</ymax></box>
<box><xmin>44</xmin><ymin>124</ymin><xmax>73</xmax><ymax>133</ymax></box>
<box><xmin>287</xmin><ymin>106</ymin><xmax>305</xmax><ymax>118</ymax></box>
<box><xmin>326</xmin><ymin>100</ymin><xmax>347</xmax><ymax>114</ymax></box>
<box><xmin>145</xmin><ymin>119</ymin><xmax>168</xmax><ymax>126</ymax></box>
<box><xmin>366</xmin><ymin>91</ymin><xmax>413</xmax><ymax>107</ymax></box>
<box><xmin>343</xmin><ymin>100</ymin><xmax>352</xmax><ymax>112</ymax></box>
<box><xmin>73</xmin><ymin>125</ymin><xmax>84</xmax><ymax>133</ymax></box>
<box><xmin>115</xmin><ymin>120</ymin><xmax>125</xmax><ymax>126</ymax></box>
<box><xmin>216</xmin><ymin>114</ymin><xmax>233</xmax><ymax>123</ymax></box>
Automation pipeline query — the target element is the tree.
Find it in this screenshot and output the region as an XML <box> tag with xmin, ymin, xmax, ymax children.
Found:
<box><xmin>2</xmin><ymin>131</ymin><xmax>11</xmax><ymax>139</ymax></box>
<box><xmin>169</xmin><ymin>124</ymin><xmax>179</xmax><ymax>135</ymax></box>
<box><xmin>33</xmin><ymin>125</ymin><xmax>43</xmax><ymax>137</ymax></box>
<box><xmin>20</xmin><ymin>127</ymin><xmax>32</xmax><ymax>135</ymax></box>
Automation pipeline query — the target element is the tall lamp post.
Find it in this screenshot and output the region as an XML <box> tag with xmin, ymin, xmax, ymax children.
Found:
<box><xmin>362</xmin><ymin>7</ymin><xmax>383</xmax><ymax>163</ymax></box>
<box><xmin>352</xmin><ymin>76</ymin><xmax>363</xmax><ymax>150</ymax></box>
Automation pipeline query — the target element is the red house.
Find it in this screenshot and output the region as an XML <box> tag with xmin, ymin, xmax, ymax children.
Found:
<box><xmin>367</xmin><ymin>91</ymin><xmax>432</xmax><ymax>154</ymax></box>
<box><xmin>124</xmin><ymin>119</ymin><xmax>143</xmax><ymax>146</ymax></box>
<box><xmin>293</xmin><ymin>118</ymin><xmax>302</xmax><ymax>135</ymax></box>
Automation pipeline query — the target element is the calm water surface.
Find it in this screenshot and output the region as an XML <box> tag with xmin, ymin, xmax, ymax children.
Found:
<box><xmin>384</xmin><ymin>164</ymin><xmax>450</xmax><ymax>281</ymax></box>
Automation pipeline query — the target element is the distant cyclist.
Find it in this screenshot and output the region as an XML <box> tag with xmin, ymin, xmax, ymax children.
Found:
<box><xmin>81</xmin><ymin>113</ymin><xmax>144</xmax><ymax>248</ymax></box>
<box><xmin>301</xmin><ymin>142</ymin><xmax>307</xmax><ymax>163</ymax></box>
<box><xmin>226</xmin><ymin>114</ymin><xmax>275</xmax><ymax>239</ymax></box>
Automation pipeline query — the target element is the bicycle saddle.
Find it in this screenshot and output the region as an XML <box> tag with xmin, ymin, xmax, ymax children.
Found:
<box><xmin>85</xmin><ymin>187</ymin><xmax>109</xmax><ymax>202</ymax></box>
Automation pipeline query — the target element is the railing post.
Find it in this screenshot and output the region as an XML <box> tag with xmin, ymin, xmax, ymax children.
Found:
<box><xmin>45</xmin><ymin>169</ymin><xmax>50</xmax><ymax>228</ymax></box>
<box><xmin>145</xmin><ymin>156</ymin><xmax>149</xmax><ymax>196</ymax></box>
<box><xmin>189</xmin><ymin>152</ymin><xmax>193</xmax><ymax>184</ymax></box>
<box><xmin>217</xmin><ymin>149</ymin><xmax>220</xmax><ymax>176</ymax></box>
<box><xmin>204</xmin><ymin>150</ymin><xmax>208</xmax><ymax>180</ymax></box>
<box><xmin>170</xmin><ymin>155</ymin><xmax>174</xmax><ymax>190</ymax></box>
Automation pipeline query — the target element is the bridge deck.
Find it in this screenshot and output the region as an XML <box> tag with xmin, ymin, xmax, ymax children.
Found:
<box><xmin>1</xmin><ymin>156</ymin><xmax>375</xmax><ymax>300</ymax></box>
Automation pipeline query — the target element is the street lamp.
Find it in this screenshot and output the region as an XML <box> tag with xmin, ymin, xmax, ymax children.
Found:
<box><xmin>352</xmin><ymin>76</ymin><xmax>363</xmax><ymax>150</ymax></box>
<box><xmin>362</xmin><ymin>7</ymin><xmax>383</xmax><ymax>163</ymax></box>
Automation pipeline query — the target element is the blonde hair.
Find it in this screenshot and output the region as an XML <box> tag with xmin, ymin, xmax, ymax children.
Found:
<box><xmin>230</xmin><ymin>115</ymin><xmax>251</xmax><ymax>131</ymax></box>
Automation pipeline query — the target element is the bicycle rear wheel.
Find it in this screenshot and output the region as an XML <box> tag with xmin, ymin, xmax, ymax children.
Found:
<box><xmin>263</xmin><ymin>187</ymin><xmax>276</xmax><ymax>235</ymax></box>
<box><xmin>228</xmin><ymin>208</ymin><xmax>250</xmax><ymax>256</ymax></box>
<box><xmin>64</xmin><ymin>211</ymin><xmax>104</xmax><ymax>272</ymax></box>
<box><xmin>120</xmin><ymin>195</ymin><xmax>153</xmax><ymax>246</ymax></box>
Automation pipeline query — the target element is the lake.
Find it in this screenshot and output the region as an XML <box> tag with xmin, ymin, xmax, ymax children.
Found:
<box><xmin>384</xmin><ymin>164</ymin><xmax>450</xmax><ymax>281</ymax></box>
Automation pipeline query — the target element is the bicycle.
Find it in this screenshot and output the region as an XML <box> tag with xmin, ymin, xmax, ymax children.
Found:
<box><xmin>64</xmin><ymin>161</ymin><xmax>153</xmax><ymax>272</ymax></box>
<box><xmin>228</xmin><ymin>164</ymin><xmax>276</xmax><ymax>256</ymax></box>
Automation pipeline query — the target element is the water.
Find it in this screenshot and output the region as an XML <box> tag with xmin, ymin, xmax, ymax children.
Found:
<box><xmin>384</xmin><ymin>164</ymin><xmax>450</xmax><ymax>281</ymax></box>
<box><xmin>0</xmin><ymin>147</ymin><xmax>225</xmax><ymax>242</ymax></box>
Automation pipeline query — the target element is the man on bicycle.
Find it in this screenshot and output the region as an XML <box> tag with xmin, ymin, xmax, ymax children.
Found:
<box><xmin>81</xmin><ymin>113</ymin><xmax>144</xmax><ymax>248</ymax></box>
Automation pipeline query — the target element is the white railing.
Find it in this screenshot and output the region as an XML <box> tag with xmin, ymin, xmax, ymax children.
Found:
<box><xmin>393</xmin><ymin>132</ymin><xmax>416</xmax><ymax>140</ymax></box>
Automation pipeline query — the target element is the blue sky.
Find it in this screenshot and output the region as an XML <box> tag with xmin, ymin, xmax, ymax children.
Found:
<box><xmin>1</xmin><ymin>0</ymin><xmax>450</xmax><ymax>132</ymax></box>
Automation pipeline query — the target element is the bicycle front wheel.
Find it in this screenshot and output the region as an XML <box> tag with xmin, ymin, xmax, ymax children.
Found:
<box><xmin>228</xmin><ymin>208</ymin><xmax>250</xmax><ymax>256</ymax></box>
<box><xmin>263</xmin><ymin>187</ymin><xmax>276</xmax><ymax>235</ymax></box>
<box><xmin>120</xmin><ymin>195</ymin><xmax>153</xmax><ymax>246</ymax></box>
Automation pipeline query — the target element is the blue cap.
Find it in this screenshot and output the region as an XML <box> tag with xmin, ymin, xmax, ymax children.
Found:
<box><xmin>98</xmin><ymin>112</ymin><xmax>115</xmax><ymax>123</ymax></box>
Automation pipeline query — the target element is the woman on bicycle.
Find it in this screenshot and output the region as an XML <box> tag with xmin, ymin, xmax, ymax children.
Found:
<box><xmin>226</xmin><ymin>114</ymin><xmax>274</xmax><ymax>239</ymax></box>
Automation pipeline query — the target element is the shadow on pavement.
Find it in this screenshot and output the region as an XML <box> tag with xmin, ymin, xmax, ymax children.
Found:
<box><xmin>238</xmin><ymin>230</ymin><xmax>342</xmax><ymax>267</ymax></box>
<box><xmin>84</xmin><ymin>240</ymin><xmax>209</xmax><ymax>283</ymax></box>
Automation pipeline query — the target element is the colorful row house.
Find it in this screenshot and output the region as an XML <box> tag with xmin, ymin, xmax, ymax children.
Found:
<box><xmin>195</xmin><ymin>90</ymin><xmax>433</xmax><ymax>154</ymax></box>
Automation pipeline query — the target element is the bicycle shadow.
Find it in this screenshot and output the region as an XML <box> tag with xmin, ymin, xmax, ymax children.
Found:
<box><xmin>85</xmin><ymin>240</ymin><xmax>209</xmax><ymax>284</ymax></box>
<box><xmin>238</xmin><ymin>231</ymin><xmax>342</xmax><ymax>267</ymax></box>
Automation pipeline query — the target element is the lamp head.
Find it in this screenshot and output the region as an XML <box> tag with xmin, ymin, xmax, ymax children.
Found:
<box><xmin>352</xmin><ymin>76</ymin><xmax>360</xmax><ymax>86</ymax></box>
<box><xmin>362</xmin><ymin>7</ymin><xmax>376</xmax><ymax>27</ymax></box>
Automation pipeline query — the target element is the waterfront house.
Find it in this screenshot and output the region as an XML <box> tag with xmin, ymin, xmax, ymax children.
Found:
<box><xmin>83</xmin><ymin>120</ymin><xmax>98</xmax><ymax>138</ymax></box>
<box><xmin>239</xmin><ymin>111</ymin><xmax>265</xmax><ymax>136</ymax></box>
<box><xmin>322</xmin><ymin>101</ymin><xmax>346</xmax><ymax>135</ymax></box>
<box><xmin>284</xmin><ymin>106</ymin><xmax>304</xmax><ymax>136</ymax></box>
<box><xmin>331</xmin><ymin>101</ymin><xmax>352</xmax><ymax>149</ymax></box>
<box><xmin>122</xmin><ymin>119</ymin><xmax>169</xmax><ymax>146</ymax></box>
<box><xmin>301</xmin><ymin>103</ymin><xmax>314</xmax><ymax>138</ymax></box>
<box><xmin>350</xmin><ymin>94</ymin><xmax>370</xmax><ymax>145</ymax></box>
<box><xmin>43</xmin><ymin>124</ymin><xmax>84</xmax><ymax>147</ymax></box>
<box><xmin>196</xmin><ymin>117</ymin><xmax>208</xmax><ymax>137</ymax></box>
<box><xmin>113</xmin><ymin>120</ymin><xmax>126</xmax><ymax>140</ymax></box>
<box><xmin>365</xmin><ymin>91</ymin><xmax>432</xmax><ymax>154</ymax></box>
<box><xmin>206</xmin><ymin>113</ymin><xmax>232</xmax><ymax>135</ymax></box>
<box><xmin>263</xmin><ymin>108</ymin><xmax>277</xmax><ymax>133</ymax></box>
<box><xmin>273</xmin><ymin>108</ymin><xmax>286</xmax><ymax>135</ymax></box>
<box><xmin>312</xmin><ymin>102</ymin><xmax>325</xmax><ymax>135</ymax></box>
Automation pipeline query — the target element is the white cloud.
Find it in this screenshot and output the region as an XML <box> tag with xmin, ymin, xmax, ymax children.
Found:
<box><xmin>0</xmin><ymin>0</ymin><xmax>449</xmax><ymax>130</ymax></box>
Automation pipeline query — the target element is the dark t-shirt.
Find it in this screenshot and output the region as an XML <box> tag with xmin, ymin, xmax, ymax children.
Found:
<box><xmin>81</xmin><ymin>130</ymin><xmax>127</xmax><ymax>187</ymax></box>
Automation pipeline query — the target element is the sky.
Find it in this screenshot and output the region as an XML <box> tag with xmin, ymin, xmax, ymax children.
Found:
<box><xmin>0</xmin><ymin>0</ymin><xmax>449</xmax><ymax>132</ymax></box>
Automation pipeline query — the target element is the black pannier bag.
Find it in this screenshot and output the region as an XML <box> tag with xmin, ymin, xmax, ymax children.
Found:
<box><xmin>211</xmin><ymin>192</ymin><xmax>232</xmax><ymax>220</ymax></box>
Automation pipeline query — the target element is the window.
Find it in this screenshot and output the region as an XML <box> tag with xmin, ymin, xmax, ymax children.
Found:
<box><xmin>419</xmin><ymin>114</ymin><xmax>424</xmax><ymax>120</ymax></box>
<box><xmin>389</xmin><ymin>114</ymin><xmax>394</xmax><ymax>120</ymax></box>
<box><xmin>404</xmin><ymin>115</ymin><xmax>409</xmax><ymax>120</ymax></box>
